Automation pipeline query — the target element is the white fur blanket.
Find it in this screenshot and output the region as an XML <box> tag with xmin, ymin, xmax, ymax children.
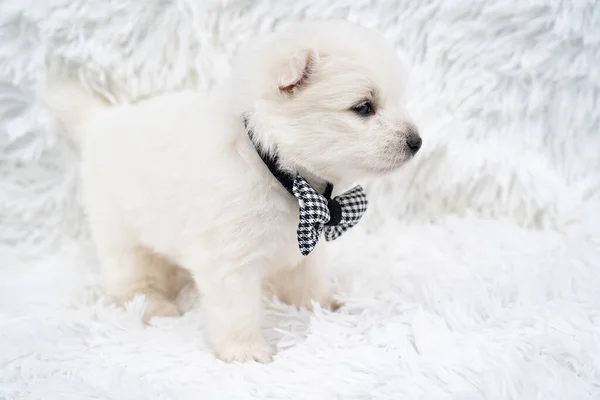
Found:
<box><xmin>1</xmin><ymin>0</ymin><xmax>599</xmax><ymax>398</ymax></box>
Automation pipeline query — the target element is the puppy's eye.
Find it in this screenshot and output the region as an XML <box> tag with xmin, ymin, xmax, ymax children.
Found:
<box><xmin>351</xmin><ymin>101</ymin><xmax>375</xmax><ymax>117</ymax></box>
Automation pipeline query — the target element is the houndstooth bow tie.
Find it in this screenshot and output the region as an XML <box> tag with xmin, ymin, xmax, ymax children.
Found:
<box><xmin>292</xmin><ymin>177</ymin><xmax>368</xmax><ymax>256</ymax></box>
<box><xmin>244</xmin><ymin>117</ymin><xmax>369</xmax><ymax>256</ymax></box>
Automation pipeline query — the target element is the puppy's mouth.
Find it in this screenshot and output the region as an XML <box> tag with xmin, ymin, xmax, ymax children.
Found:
<box><xmin>369</xmin><ymin>149</ymin><xmax>416</xmax><ymax>174</ymax></box>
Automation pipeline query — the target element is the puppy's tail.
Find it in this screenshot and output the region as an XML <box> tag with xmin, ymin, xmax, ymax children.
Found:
<box><xmin>42</xmin><ymin>81</ymin><xmax>110</xmax><ymax>145</ymax></box>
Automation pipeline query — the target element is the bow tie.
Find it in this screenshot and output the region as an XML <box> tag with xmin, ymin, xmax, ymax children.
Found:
<box><xmin>243</xmin><ymin>117</ymin><xmax>369</xmax><ymax>256</ymax></box>
<box><xmin>292</xmin><ymin>176</ymin><xmax>368</xmax><ymax>255</ymax></box>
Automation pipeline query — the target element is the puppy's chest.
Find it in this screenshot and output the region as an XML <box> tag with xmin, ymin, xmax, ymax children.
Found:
<box><xmin>257</xmin><ymin>200</ymin><xmax>305</xmax><ymax>269</ymax></box>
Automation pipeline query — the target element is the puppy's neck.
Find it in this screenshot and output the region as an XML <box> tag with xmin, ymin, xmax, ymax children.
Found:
<box><xmin>243</xmin><ymin>116</ymin><xmax>330</xmax><ymax>195</ymax></box>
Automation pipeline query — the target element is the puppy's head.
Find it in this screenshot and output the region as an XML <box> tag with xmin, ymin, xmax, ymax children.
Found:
<box><xmin>232</xmin><ymin>20</ymin><xmax>421</xmax><ymax>183</ymax></box>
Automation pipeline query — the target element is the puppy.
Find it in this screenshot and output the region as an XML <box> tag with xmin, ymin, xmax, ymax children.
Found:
<box><xmin>44</xmin><ymin>20</ymin><xmax>421</xmax><ymax>363</ymax></box>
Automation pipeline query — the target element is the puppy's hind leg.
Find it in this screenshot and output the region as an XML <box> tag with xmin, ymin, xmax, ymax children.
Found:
<box><xmin>99</xmin><ymin>243</ymin><xmax>182</xmax><ymax>323</ymax></box>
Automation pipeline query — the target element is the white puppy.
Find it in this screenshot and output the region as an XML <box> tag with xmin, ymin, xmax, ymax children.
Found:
<box><xmin>44</xmin><ymin>20</ymin><xmax>421</xmax><ymax>363</ymax></box>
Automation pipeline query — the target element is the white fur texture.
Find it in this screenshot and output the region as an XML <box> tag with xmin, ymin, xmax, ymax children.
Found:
<box><xmin>1</xmin><ymin>0</ymin><xmax>599</xmax><ymax>398</ymax></box>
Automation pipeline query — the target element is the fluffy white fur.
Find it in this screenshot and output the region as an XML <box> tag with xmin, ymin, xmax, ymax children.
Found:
<box><xmin>2</xmin><ymin>0</ymin><xmax>599</xmax><ymax>398</ymax></box>
<box><xmin>43</xmin><ymin>21</ymin><xmax>420</xmax><ymax>363</ymax></box>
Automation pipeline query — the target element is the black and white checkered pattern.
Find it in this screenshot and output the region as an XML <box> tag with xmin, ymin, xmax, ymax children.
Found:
<box><xmin>292</xmin><ymin>176</ymin><xmax>368</xmax><ymax>256</ymax></box>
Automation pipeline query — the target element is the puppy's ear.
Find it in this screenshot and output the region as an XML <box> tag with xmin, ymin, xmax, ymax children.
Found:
<box><xmin>278</xmin><ymin>49</ymin><xmax>315</xmax><ymax>94</ymax></box>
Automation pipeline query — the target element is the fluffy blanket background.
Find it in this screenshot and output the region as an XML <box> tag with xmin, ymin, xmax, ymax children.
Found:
<box><xmin>1</xmin><ymin>0</ymin><xmax>599</xmax><ymax>399</ymax></box>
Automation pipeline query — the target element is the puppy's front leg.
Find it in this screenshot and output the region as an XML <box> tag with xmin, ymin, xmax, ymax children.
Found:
<box><xmin>194</xmin><ymin>265</ymin><xmax>274</xmax><ymax>363</ymax></box>
<box><xmin>267</xmin><ymin>247</ymin><xmax>341</xmax><ymax>312</ymax></box>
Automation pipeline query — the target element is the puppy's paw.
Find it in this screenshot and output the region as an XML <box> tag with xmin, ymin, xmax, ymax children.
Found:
<box><xmin>142</xmin><ymin>293</ymin><xmax>181</xmax><ymax>323</ymax></box>
<box><xmin>319</xmin><ymin>296</ymin><xmax>343</xmax><ymax>312</ymax></box>
<box><xmin>214</xmin><ymin>337</ymin><xmax>275</xmax><ymax>364</ymax></box>
<box><xmin>283</xmin><ymin>292</ymin><xmax>343</xmax><ymax>312</ymax></box>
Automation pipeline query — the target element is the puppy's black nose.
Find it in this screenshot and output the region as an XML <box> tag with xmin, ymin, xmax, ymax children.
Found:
<box><xmin>406</xmin><ymin>133</ymin><xmax>422</xmax><ymax>155</ymax></box>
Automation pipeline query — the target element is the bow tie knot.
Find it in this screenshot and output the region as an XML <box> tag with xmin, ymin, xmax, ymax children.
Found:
<box><xmin>292</xmin><ymin>177</ymin><xmax>368</xmax><ymax>256</ymax></box>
